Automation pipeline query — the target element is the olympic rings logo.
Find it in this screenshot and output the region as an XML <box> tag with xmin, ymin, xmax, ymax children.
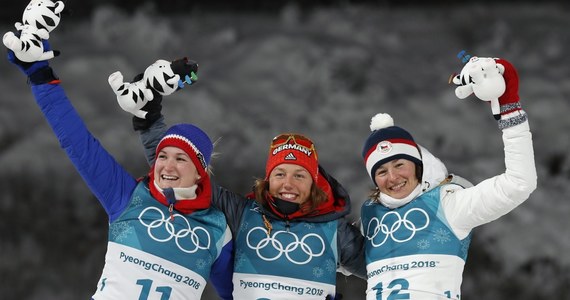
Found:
<box><xmin>365</xmin><ymin>208</ymin><xmax>429</xmax><ymax>247</ymax></box>
<box><xmin>246</xmin><ymin>227</ymin><xmax>326</xmax><ymax>265</ymax></box>
<box><xmin>138</xmin><ymin>207</ymin><xmax>211</xmax><ymax>253</ymax></box>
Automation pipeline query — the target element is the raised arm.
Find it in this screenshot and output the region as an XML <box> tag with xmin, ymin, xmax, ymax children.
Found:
<box><xmin>109</xmin><ymin>58</ymin><xmax>199</xmax><ymax>165</ymax></box>
<box><xmin>116</xmin><ymin>60</ymin><xmax>250</xmax><ymax>235</ymax></box>
<box><xmin>138</xmin><ymin>115</ymin><xmax>168</xmax><ymax>165</ymax></box>
<box><xmin>444</xmin><ymin>57</ymin><xmax>537</xmax><ymax>238</ymax></box>
<box><xmin>6</xmin><ymin>44</ymin><xmax>136</xmax><ymax>222</ymax></box>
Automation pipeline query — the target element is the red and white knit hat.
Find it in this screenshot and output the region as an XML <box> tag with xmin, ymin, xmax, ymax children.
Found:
<box><xmin>149</xmin><ymin>123</ymin><xmax>213</xmax><ymax>215</ymax></box>
<box><xmin>155</xmin><ymin>123</ymin><xmax>213</xmax><ymax>179</ymax></box>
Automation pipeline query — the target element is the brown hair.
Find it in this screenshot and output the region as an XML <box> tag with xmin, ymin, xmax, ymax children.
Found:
<box><xmin>253</xmin><ymin>178</ymin><xmax>329</xmax><ymax>214</ymax></box>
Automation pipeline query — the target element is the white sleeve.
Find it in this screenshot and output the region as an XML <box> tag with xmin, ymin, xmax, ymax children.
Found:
<box><xmin>441</xmin><ymin>119</ymin><xmax>537</xmax><ymax>239</ymax></box>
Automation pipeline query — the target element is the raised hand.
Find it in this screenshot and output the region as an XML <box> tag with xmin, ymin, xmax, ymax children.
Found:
<box><xmin>494</xmin><ymin>58</ymin><xmax>521</xmax><ymax>116</ymax></box>
<box><xmin>111</xmin><ymin>57</ymin><xmax>199</xmax><ymax>131</ymax></box>
<box><xmin>452</xmin><ymin>56</ymin><xmax>506</xmax><ymax>120</ymax></box>
<box><xmin>6</xmin><ymin>37</ymin><xmax>59</xmax><ymax>84</ymax></box>
<box><xmin>4</xmin><ymin>0</ymin><xmax>65</xmax><ymax>64</ymax></box>
<box><xmin>3</xmin><ymin>26</ymin><xmax>60</xmax><ymax>63</ymax></box>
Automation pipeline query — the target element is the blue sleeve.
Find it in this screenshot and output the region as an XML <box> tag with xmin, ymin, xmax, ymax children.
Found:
<box><xmin>31</xmin><ymin>83</ymin><xmax>137</xmax><ymax>222</ymax></box>
<box><xmin>209</xmin><ymin>239</ymin><xmax>234</xmax><ymax>299</ymax></box>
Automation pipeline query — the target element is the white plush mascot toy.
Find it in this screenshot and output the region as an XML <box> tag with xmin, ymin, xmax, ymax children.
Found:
<box><xmin>108</xmin><ymin>72</ymin><xmax>155</xmax><ymax>119</ymax></box>
<box><xmin>2</xmin><ymin>0</ymin><xmax>65</xmax><ymax>62</ymax></box>
<box><xmin>142</xmin><ymin>59</ymin><xmax>187</xmax><ymax>96</ymax></box>
<box><xmin>20</xmin><ymin>0</ymin><xmax>66</xmax><ymax>32</ymax></box>
<box><xmin>109</xmin><ymin>58</ymin><xmax>198</xmax><ymax>119</ymax></box>
<box><xmin>451</xmin><ymin>56</ymin><xmax>506</xmax><ymax>120</ymax></box>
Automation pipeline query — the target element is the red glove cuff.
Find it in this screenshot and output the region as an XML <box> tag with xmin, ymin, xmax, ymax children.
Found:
<box><xmin>495</xmin><ymin>59</ymin><xmax>527</xmax><ymax>129</ymax></box>
<box><xmin>496</xmin><ymin>58</ymin><xmax>520</xmax><ymax>105</ymax></box>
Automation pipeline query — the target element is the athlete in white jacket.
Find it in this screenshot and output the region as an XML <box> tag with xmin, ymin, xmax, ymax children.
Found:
<box><xmin>359</xmin><ymin>57</ymin><xmax>537</xmax><ymax>299</ymax></box>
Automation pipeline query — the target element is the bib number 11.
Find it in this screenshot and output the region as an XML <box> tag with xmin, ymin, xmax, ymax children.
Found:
<box><xmin>137</xmin><ymin>279</ymin><xmax>172</xmax><ymax>300</ymax></box>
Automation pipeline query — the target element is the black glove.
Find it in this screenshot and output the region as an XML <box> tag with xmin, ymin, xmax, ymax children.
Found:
<box><xmin>131</xmin><ymin>72</ymin><xmax>163</xmax><ymax>131</ymax></box>
<box><xmin>170</xmin><ymin>57</ymin><xmax>199</xmax><ymax>86</ymax></box>
<box><xmin>131</xmin><ymin>58</ymin><xmax>197</xmax><ymax>131</ymax></box>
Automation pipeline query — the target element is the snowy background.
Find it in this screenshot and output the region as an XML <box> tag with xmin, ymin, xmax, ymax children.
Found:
<box><xmin>1</xmin><ymin>1</ymin><xmax>569</xmax><ymax>299</ymax></box>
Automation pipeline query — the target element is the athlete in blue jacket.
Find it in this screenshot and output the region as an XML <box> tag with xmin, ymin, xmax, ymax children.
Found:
<box><xmin>6</xmin><ymin>46</ymin><xmax>233</xmax><ymax>299</ymax></box>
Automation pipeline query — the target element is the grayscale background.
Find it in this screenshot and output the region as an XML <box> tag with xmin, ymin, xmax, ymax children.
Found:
<box><xmin>1</xmin><ymin>1</ymin><xmax>569</xmax><ymax>299</ymax></box>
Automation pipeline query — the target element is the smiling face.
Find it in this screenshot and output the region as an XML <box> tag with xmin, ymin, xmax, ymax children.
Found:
<box><xmin>268</xmin><ymin>163</ymin><xmax>314</xmax><ymax>205</ymax></box>
<box><xmin>374</xmin><ymin>158</ymin><xmax>419</xmax><ymax>199</ymax></box>
<box><xmin>153</xmin><ymin>146</ymin><xmax>201</xmax><ymax>189</ymax></box>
